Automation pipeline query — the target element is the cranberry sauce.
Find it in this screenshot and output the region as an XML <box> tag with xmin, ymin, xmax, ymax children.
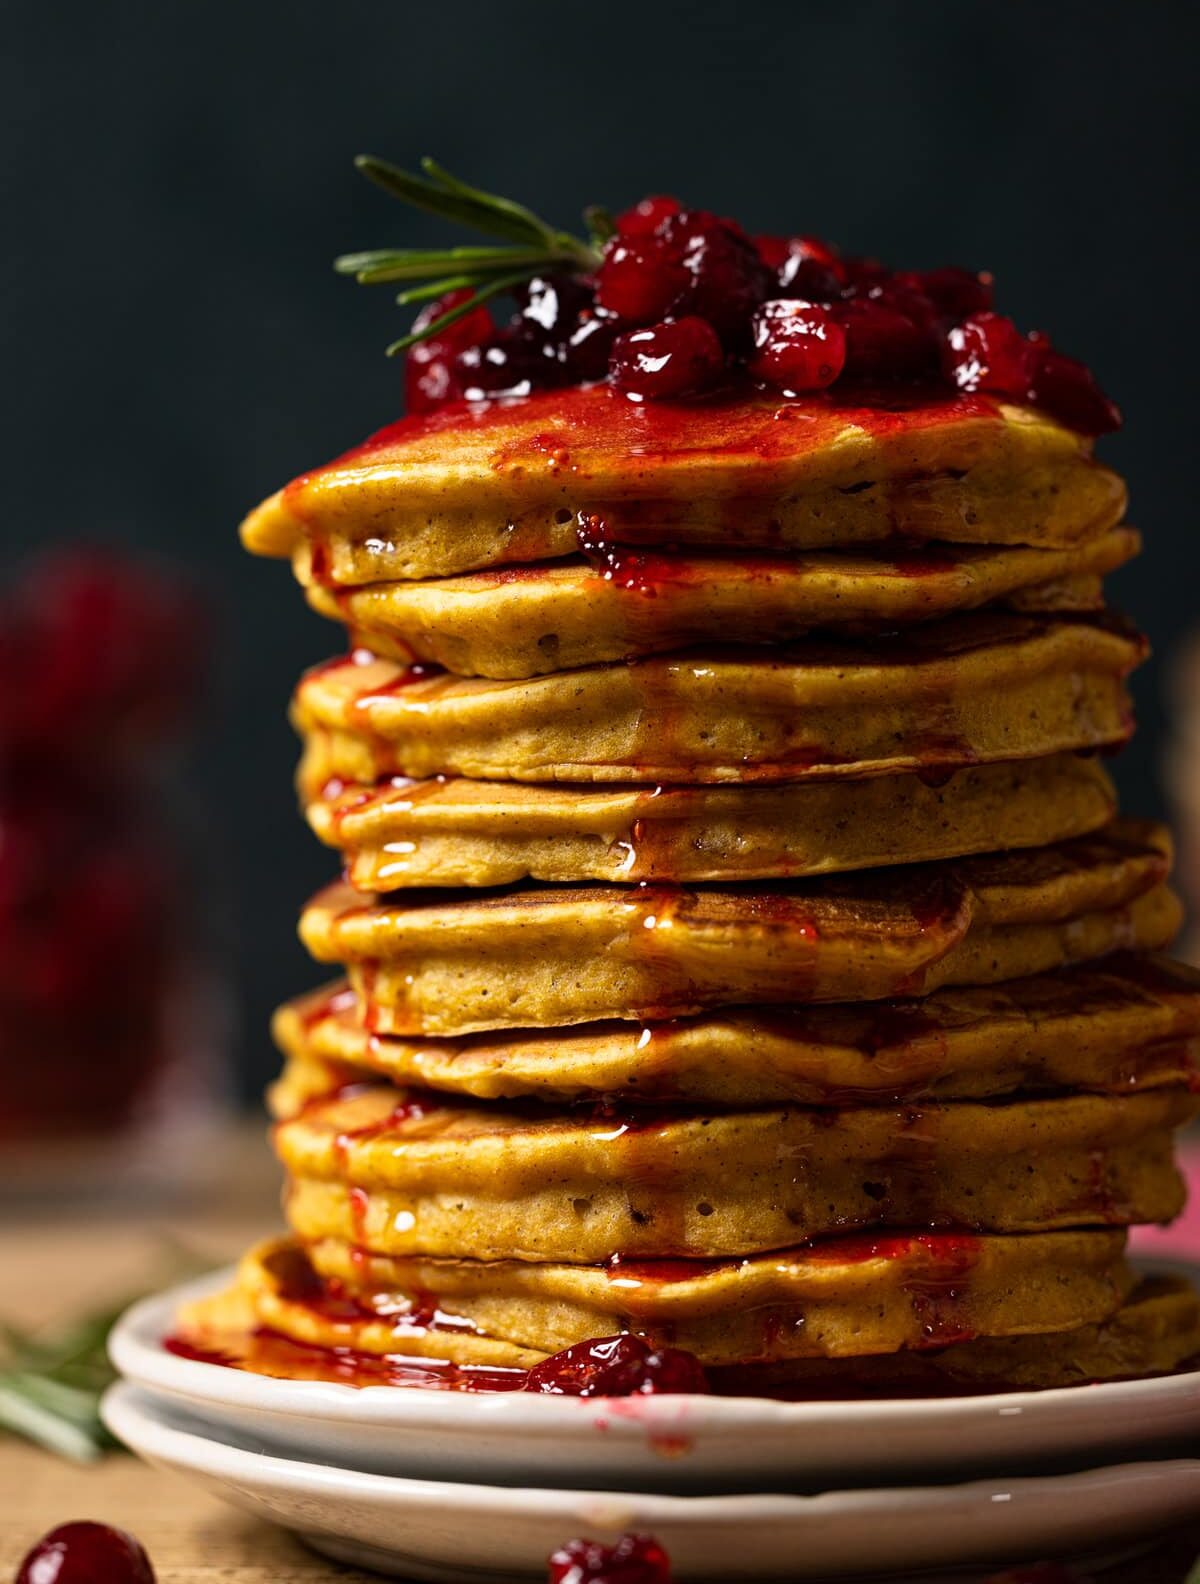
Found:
<box><xmin>398</xmin><ymin>197</ymin><xmax>1118</xmax><ymax>433</ymax></box>
<box><xmin>163</xmin><ymin>1228</ymin><xmax>1000</xmax><ymax>1399</ymax></box>
<box><xmin>547</xmin><ymin>1533</ymin><xmax>674</xmax><ymax>1584</ymax></box>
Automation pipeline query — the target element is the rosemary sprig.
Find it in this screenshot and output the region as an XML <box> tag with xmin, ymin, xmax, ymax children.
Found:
<box><xmin>0</xmin><ymin>1304</ymin><xmax>126</xmax><ymax>1461</ymax></box>
<box><xmin>0</xmin><ymin>1246</ymin><xmax>208</xmax><ymax>1462</ymax></box>
<box><xmin>334</xmin><ymin>155</ymin><xmax>609</xmax><ymax>356</ymax></box>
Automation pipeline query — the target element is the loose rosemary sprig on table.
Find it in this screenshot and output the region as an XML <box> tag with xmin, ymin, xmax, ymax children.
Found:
<box><xmin>333</xmin><ymin>155</ymin><xmax>609</xmax><ymax>354</ymax></box>
<box><xmin>0</xmin><ymin>1246</ymin><xmax>208</xmax><ymax>1462</ymax></box>
<box><xmin>0</xmin><ymin>1304</ymin><xmax>127</xmax><ymax>1461</ymax></box>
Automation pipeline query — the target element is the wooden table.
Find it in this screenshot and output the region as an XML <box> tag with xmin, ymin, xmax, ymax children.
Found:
<box><xmin>1</xmin><ymin>1121</ymin><xmax>1198</xmax><ymax>1583</ymax></box>
<box><xmin>0</xmin><ymin>1122</ymin><xmax>380</xmax><ymax>1579</ymax></box>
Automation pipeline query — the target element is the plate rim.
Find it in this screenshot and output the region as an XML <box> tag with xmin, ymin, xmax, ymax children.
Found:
<box><xmin>110</xmin><ymin>1266</ymin><xmax>1200</xmax><ymax>1438</ymax></box>
<box><xmin>100</xmin><ymin>1378</ymin><xmax>1200</xmax><ymax>1518</ymax></box>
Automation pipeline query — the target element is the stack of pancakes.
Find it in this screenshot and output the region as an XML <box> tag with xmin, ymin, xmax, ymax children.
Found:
<box><xmin>192</xmin><ymin>386</ymin><xmax>1200</xmax><ymax>1390</ymax></box>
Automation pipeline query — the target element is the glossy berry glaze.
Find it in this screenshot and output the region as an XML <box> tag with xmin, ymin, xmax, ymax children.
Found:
<box><xmin>403</xmin><ymin>194</ymin><xmax>1119</xmax><ymax>434</ymax></box>
<box><xmin>526</xmin><ymin>1334</ymin><xmax>709</xmax><ymax>1397</ymax></box>
<box><xmin>15</xmin><ymin>1522</ymin><xmax>156</xmax><ymax>1584</ymax></box>
<box><xmin>547</xmin><ymin>1532</ymin><xmax>674</xmax><ymax>1584</ymax></box>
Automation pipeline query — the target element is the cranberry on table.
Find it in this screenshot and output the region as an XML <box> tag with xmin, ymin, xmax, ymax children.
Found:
<box><xmin>525</xmin><ymin>1333</ymin><xmax>709</xmax><ymax>1396</ymax></box>
<box><xmin>749</xmin><ymin>299</ymin><xmax>847</xmax><ymax>391</ymax></box>
<box><xmin>608</xmin><ymin>317</ymin><xmax>724</xmax><ymax>400</ymax></box>
<box><xmin>15</xmin><ymin>1522</ymin><xmax>155</xmax><ymax>1584</ymax></box>
<box><xmin>548</xmin><ymin>1533</ymin><xmax>674</xmax><ymax>1584</ymax></box>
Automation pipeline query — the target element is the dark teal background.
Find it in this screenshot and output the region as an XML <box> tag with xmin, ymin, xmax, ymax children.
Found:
<box><xmin>2</xmin><ymin>0</ymin><xmax>1195</xmax><ymax>1098</ymax></box>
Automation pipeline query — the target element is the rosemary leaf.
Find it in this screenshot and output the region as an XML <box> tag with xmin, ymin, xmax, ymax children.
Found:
<box><xmin>355</xmin><ymin>156</ymin><xmax>551</xmax><ymax>248</ymax></box>
<box><xmin>385</xmin><ymin>269</ymin><xmax>534</xmax><ymax>355</ymax></box>
<box><xmin>420</xmin><ymin>157</ymin><xmax>559</xmax><ymax>250</ymax></box>
<box><xmin>393</xmin><ymin>275</ymin><xmax>484</xmax><ymax>307</ymax></box>
<box><xmin>336</xmin><ymin>246</ymin><xmax>556</xmax><ymax>286</ymax></box>
<box><xmin>343</xmin><ymin>156</ymin><xmax>605</xmax><ymax>354</ymax></box>
<box><xmin>0</xmin><ymin>1376</ymin><xmax>111</xmax><ymax>1463</ymax></box>
<box><xmin>584</xmin><ymin>204</ymin><xmax>617</xmax><ymax>247</ymax></box>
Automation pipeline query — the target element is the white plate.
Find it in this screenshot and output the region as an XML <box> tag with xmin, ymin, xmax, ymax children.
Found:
<box><xmin>110</xmin><ymin>1270</ymin><xmax>1200</xmax><ymax>1492</ymax></box>
<box><xmin>102</xmin><ymin>1381</ymin><xmax>1200</xmax><ymax>1582</ymax></box>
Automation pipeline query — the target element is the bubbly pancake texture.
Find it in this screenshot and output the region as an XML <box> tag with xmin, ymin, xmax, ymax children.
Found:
<box><xmin>276</xmin><ymin>1082</ymin><xmax>1195</xmax><ymax>1262</ymax></box>
<box><xmin>271</xmin><ymin>955</ymin><xmax>1200</xmax><ymax>1108</ymax></box>
<box><xmin>297</xmin><ymin>530</ymin><xmax>1138</xmax><ymax>678</ymax></box>
<box><xmin>298</xmin><ymin>822</ymin><xmax>1179</xmax><ymax>1034</ymax></box>
<box><xmin>240</xmin><ymin>389</ymin><xmax>1127</xmax><ymax>582</ymax></box>
<box><xmin>305</xmin><ymin>755</ymin><xmax>1117</xmax><ymax>890</ymax></box>
<box><xmin>293</xmin><ymin>613</ymin><xmax>1144</xmax><ymax>786</ymax></box>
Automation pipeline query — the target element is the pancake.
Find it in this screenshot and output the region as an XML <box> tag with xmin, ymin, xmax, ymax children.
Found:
<box><xmin>304</xmin><ymin>755</ymin><xmax>1117</xmax><ymax>890</ymax></box>
<box><xmin>270</xmin><ymin>955</ymin><xmax>1200</xmax><ymax>1108</ymax></box>
<box><xmin>298</xmin><ymin>822</ymin><xmax>1179</xmax><ymax>1034</ymax></box>
<box><xmin>293</xmin><ymin>613</ymin><xmax>1144</xmax><ymax>786</ymax></box>
<box><xmin>297</xmin><ymin>531</ymin><xmax>1138</xmax><ymax>678</ymax></box>
<box><xmin>176</xmin><ymin>1232</ymin><xmax>1136</xmax><ymax>1373</ymax></box>
<box><xmin>733</xmin><ymin>1277</ymin><xmax>1200</xmax><ymax>1391</ymax></box>
<box><xmin>240</xmin><ymin>388</ymin><xmax>1128</xmax><ymax>582</ymax></box>
<box><xmin>276</xmin><ymin>1084</ymin><xmax>1195</xmax><ymax>1262</ymax></box>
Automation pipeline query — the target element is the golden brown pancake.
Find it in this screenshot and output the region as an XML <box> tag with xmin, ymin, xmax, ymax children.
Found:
<box><xmin>270</xmin><ymin>955</ymin><xmax>1200</xmax><ymax>1108</ymax></box>
<box><xmin>276</xmin><ymin>1083</ymin><xmax>1195</xmax><ymax>1262</ymax></box>
<box><xmin>179</xmin><ymin>1231</ymin><xmax>1139</xmax><ymax>1373</ymax></box>
<box><xmin>293</xmin><ymin>613</ymin><xmax>1143</xmax><ymax>786</ymax></box>
<box><xmin>240</xmin><ymin>388</ymin><xmax>1127</xmax><ymax>582</ymax></box>
<box><xmin>730</xmin><ymin>1279</ymin><xmax>1200</xmax><ymax>1391</ymax></box>
<box><xmin>304</xmin><ymin>755</ymin><xmax>1117</xmax><ymax>890</ymax></box>
<box><xmin>298</xmin><ymin>822</ymin><xmax>1179</xmax><ymax>1034</ymax></box>
<box><xmin>297</xmin><ymin>531</ymin><xmax>1138</xmax><ymax>678</ymax></box>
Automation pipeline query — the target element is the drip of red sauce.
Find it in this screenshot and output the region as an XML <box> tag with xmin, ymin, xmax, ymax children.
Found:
<box><xmin>526</xmin><ymin>1333</ymin><xmax>708</xmax><ymax>1396</ymax></box>
<box><xmin>548</xmin><ymin>1533</ymin><xmax>674</xmax><ymax>1584</ymax></box>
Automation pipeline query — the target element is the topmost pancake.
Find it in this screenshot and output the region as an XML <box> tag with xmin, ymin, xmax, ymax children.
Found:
<box><xmin>241</xmin><ymin>387</ymin><xmax>1126</xmax><ymax>583</ymax></box>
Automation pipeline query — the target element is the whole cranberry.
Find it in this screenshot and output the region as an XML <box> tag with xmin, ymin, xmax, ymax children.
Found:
<box><xmin>455</xmin><ymin>330</ymin><xmax>543</xmax><ymax>400</ymax></box>
<box><xmin>615</xmin><ymin>195</ymin><xmax>682</xmax><ymax>237</ymax></box>
<box><xmin>405</xmin><ymin>288</ymin><xmax>494</xmax><ymax>414</ymax></box>
<box><xmin>548</xmin><ymin>1533</ymin><xmax>674</xmax><ymax>1584</ymax></box>
<box><xmin>749</xmin><ymin>299</ymin><xmax>847</xmax><ymax>391</ymax></box>
<box><xmin>832</xmin><ymin>298</ymin><xmax>937</xmax><ymax>379</ymax></box>
<box><xmin>595</xmin><ymin>237</ymin><xmax>686</xmax><ymax>324</ymax></box>
<box><xmin>15</xmin><ymin>1522</ymin><xmax>156</xmax><ymax>1584</ymax></box>
<box><xmin>659</xmin><ymin>210</ymin><xmax>773</xmax><ymax>344</ymax></box>
<box><xmin>857</xmin><ymin>275</ymin><xmax>941</xmax><ymax>333</ymax></box>
<box><xmin>608</xmin><ymin>317</ymin><xmax>724</xmax><ymax>400</ymax></box>
<box><xmin>773</xmin><ymin>235</ymin><xmax>847</xmax><ymax>301</ymax></box>
<box><xmin>512</xmin><ymin>275</ymin><xmax>596</xmax><ymax>342</ymax></box>
<box><xmin>898</xmin><ymin>266</ymin><xmax>994</xmax><ymax>323</ymax></box>
<box><xmin>562</xmin><ymin>312</ymin><xmax>619</xmax><ymax>382</ymax></box>
<box><xmin>943</xmin><ymin>311</ymin><xmax>1033</xmax><ymax>394</ymax></box>
<box><xmin>525</xmin><ymin>1333</ymin><xmax>709</xmax><ymax>1395</ymax></box>
<box><xmin>1026</xmin><ymin>342</ymin><xmax>1122</xmax><ymax>436</ymax></box>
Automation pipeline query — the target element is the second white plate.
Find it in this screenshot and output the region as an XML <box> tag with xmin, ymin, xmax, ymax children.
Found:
<box><xmin>102</xmin><ymin>1381</ymin><xmax>1200</xmax><ymax>1582</ymax></box>
<box><xmin>110</xmin><ymin>1271</ymin><xmax>1200</xmax><ymax>1491</ymax></box>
